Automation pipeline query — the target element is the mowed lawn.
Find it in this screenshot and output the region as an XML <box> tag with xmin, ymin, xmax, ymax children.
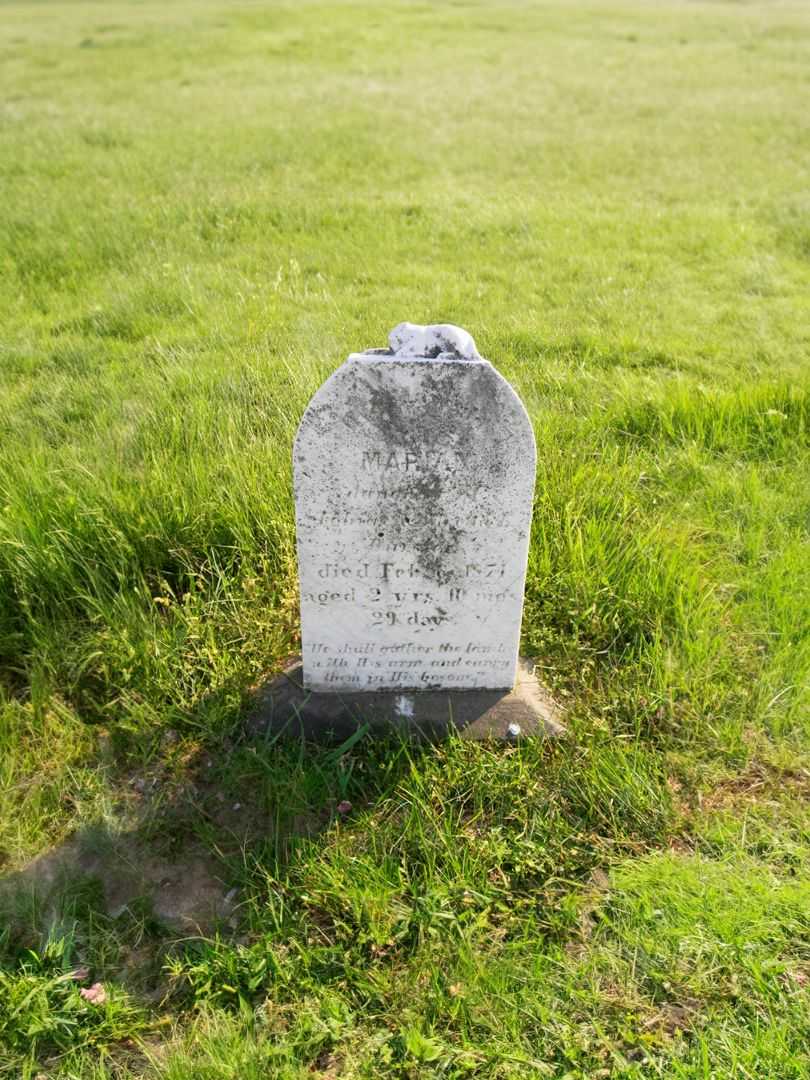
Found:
<box><xmin>2</xmin><ymin>0</ymin><xmax>810</xmax><ymax>1075</ymax></box>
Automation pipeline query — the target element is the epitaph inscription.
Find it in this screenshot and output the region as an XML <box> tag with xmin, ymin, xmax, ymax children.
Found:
<box><xmin>294</xmin><ymin>345</ymin><xmax>536</xmax><ymax>692</ymax></box>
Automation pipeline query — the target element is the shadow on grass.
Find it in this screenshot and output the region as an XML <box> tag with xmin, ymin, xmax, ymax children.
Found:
<box><xmin>0</xmin><ymin>669</ymin><xmax>674</xmax><ymax>1029</ymax></box>
<box><xmin>0</xmin><ymin>705</ymin><xmax>426</xmax><ymax>984</ymax></box>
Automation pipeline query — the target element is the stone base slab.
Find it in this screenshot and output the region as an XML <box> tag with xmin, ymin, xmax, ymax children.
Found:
<box><xmin>248</xmin><ymin>657</ymin><xmax>564</xmax><ymax>743</ymax></box>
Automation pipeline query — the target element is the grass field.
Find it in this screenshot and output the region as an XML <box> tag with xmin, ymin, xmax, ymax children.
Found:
<box><xmin>2</xmin><ymin>0</ymin><xmax>810</xmax><ymax>1075</ymax></box>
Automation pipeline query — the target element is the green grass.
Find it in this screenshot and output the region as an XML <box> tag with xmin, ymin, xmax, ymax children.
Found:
<box><xmin>1</xmin><ymin>0</ymin><xmax>810</xmax><ymax>1074</ymax></box>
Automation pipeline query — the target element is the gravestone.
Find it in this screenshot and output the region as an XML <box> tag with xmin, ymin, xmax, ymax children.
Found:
<box><xmin>293</xmin><ymin>323</ymin><xmax>536</xmax><ymax>694</ymax></box>
<box><xmin>251</xmin><ymin>323</ymin><xmax>562</xmax><ymax>740</ymax></box>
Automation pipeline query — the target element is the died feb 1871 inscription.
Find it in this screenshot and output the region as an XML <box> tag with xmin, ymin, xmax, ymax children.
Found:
<box><xmin>294</xmin><ymin>323</ymin><xmax>537</xmax><ymax>693</ymax></box>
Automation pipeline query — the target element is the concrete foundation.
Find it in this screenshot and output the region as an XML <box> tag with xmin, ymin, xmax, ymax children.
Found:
<box><xmin>248</xmin><ymin>657</ymin><xmax>564</xmax><ymax>743</ymax></box>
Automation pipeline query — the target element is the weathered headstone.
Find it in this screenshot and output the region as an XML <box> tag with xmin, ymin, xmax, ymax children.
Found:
<box><xmin>293</xmin><ymin>323</ymin><xmax>537</xmax><ymax>695</ymax></box>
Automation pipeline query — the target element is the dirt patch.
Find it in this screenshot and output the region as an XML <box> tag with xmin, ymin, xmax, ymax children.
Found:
<box><xmin>697</xmin><ymin>761</ymin><xmax>810</xmax><ymax>813</ymax></box>
<box><xmin>0</xmin><ymin>823</ymin><xmax>237</xmax><ymax>934</ymax></box>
